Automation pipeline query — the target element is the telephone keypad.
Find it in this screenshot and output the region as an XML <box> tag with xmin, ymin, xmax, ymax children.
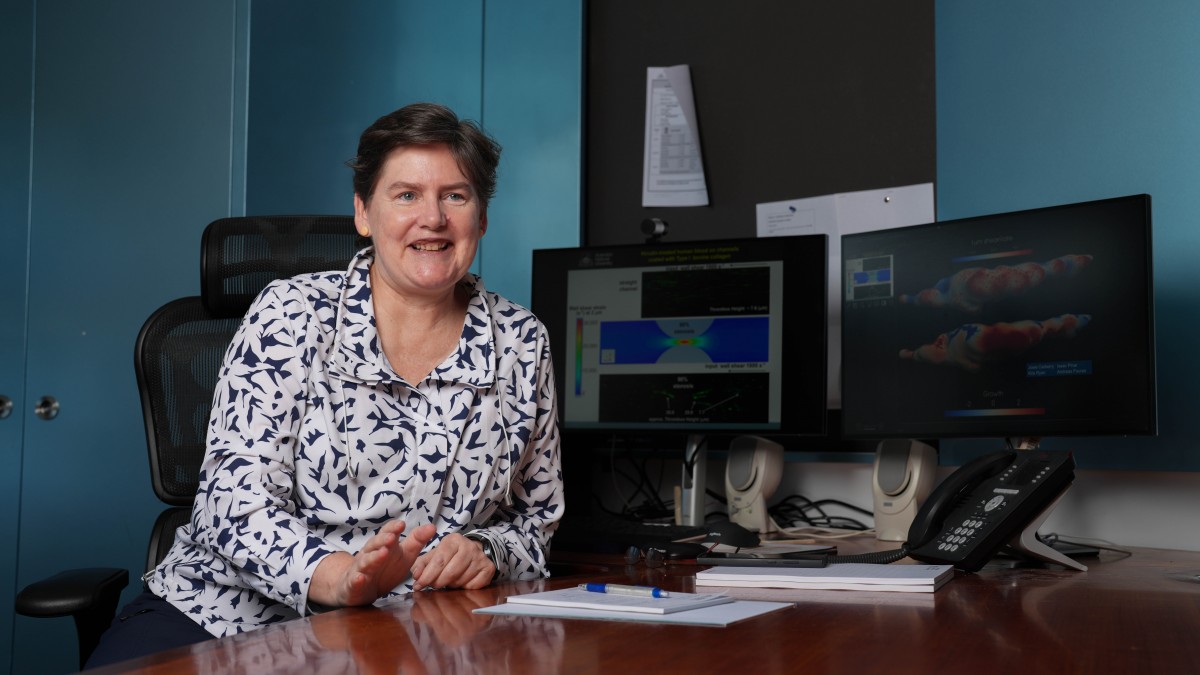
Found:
<box><xmin>936</xmin><ymin>514</ymin><xmax>985</xmax><ymax>551</ymax></box>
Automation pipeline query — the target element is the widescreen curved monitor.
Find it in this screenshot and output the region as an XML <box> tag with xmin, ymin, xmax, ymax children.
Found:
<box><xmin>840</xmin><ymin>194</ymin><xmax>1156</xmax><ymax>440</ymax></box>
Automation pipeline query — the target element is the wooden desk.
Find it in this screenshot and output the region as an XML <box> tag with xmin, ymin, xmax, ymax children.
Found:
<box><xmin>90</xmin><ymin>544</ymin><xmax>1200</xmax><ymax>674</ymax></box>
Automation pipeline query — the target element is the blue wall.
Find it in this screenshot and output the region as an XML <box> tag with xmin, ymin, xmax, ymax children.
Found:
<box><xmin>936</xmin><ymin>1</ymin><xmax>1200</xmax><ymax>470</ymax></box>
<box><xmin>479</xmin><ymin>1</ymin><xmax>583</xmax><ymax>305</ymax></box>
<box><xmin>245</xmin><ymin>1</ymin><xmax>485</xmax><ymax>217</ymax></box>
<box><xmin>246</xmin><ymin>0</ymin><xmax>581</xmax><ymax>308</ymax></box>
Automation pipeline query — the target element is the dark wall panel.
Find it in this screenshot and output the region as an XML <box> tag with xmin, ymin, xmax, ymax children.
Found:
<box><xmin>586</xmin><ymin>1</ymin><xmax>935</xmax><ymax>245</ymax></box>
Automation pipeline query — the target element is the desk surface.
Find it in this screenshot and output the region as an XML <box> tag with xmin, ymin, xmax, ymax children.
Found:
<box><xmin>91</xmin><ymin>543</ymin><xmax>1200</xmax><ymax>674</ymax></box>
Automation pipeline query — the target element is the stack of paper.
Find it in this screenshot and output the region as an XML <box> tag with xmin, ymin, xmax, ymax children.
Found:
<box><xmin>505</xmin><ymin>587</ymin><xmax>732</xmax><ymax>614</ymax></box>
<box><xmin>474</xmin><ymin>586</ymin><xmax>791</xmax><ymax>627</ymax></box>
<box><xmin>695</xmin><ymin>563</ymin><xmax>954</xmax><ymax>593</ymax></box>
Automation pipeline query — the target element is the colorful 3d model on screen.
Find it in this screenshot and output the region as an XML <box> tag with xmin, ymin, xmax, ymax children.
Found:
<box><xmin>899</xmin><ymin>313</ymin><xmax>1091</xmax><ymax>372</ymax></box>
<box><xmin>898</xmin><ymin>254</ymin><xmax>1092</xmax><ymax>313</ymax></box>
<box><xmin>898</xmin><ymin>252</ymin><xmax>1093</xmax><ymax>372</ymax></box>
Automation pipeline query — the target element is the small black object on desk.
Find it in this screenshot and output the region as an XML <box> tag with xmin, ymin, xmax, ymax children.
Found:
<box><xmin>703</xmin><ymin>520</ymin><xmax>761</xmax><ymax>549</ymax></box>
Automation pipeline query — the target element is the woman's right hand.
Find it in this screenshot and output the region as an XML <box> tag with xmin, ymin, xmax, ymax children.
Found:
<box><xmin>308</xmin><ymin>520</ymin><xmax>438</xmax><ymax>608</ymax></box>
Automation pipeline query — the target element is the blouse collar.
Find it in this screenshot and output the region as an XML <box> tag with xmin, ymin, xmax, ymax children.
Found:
<box><xmin>328</xmin><ymin>247</ymin><xmax>496</xmax><ymax>389</ymax></box>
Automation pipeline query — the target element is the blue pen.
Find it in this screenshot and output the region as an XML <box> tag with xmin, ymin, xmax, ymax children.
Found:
<box><xmin>581</xmin><ymin>583</ymin><xmax>670</xmax><ymax>598</ymax></box>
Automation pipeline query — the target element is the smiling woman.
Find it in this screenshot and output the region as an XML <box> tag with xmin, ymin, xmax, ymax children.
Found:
<box><xmin>356</xmin><ymin>142</ymin><xmax>487</xmax><ymax>379</ymax></box>
<box><xmin>355</xmin><ymin>143</ymin><xmax>489</xmax><ymax>382</ymax></box>
<box><xmin>348</xmin><ymin>105</ymin><xmax>501</xmax><ymax>385</ymax></box>
<box><xmin>86</xmin><ymin>103</ymin><xmax>564</xmax><ymax>668</ymax></box>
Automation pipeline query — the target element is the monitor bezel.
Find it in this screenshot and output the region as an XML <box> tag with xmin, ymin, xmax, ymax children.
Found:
<box><xmin>532</xmin><ymin>234</ymin><xmax>829</xmax><ymax>437</ymax></box>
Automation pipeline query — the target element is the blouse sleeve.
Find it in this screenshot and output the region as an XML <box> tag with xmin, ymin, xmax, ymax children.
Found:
<box><xmin>187</xmin><ymin>281</ymin><xmax>340</xmax><ymax>611</ymax></box>
<box><xmin>474</xmin><ymin>322</ymin><xmax>564</xmax><ymax>580</ymax></box>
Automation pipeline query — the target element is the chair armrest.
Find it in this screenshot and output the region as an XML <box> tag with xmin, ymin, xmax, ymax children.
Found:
<box><xmin>17</xmin><ymin>568</ymin><xmax>130</xmax><ymax>669</ymax></box>
<box><xmin>16</xmin><ymin>567</ymin><xmax>129</xmax><ymax>618</ymax></box>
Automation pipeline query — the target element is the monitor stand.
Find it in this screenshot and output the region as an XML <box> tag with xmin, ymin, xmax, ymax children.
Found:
<box><xmin>678</xmin><ymin>434</ymin><xmax>707</xmax><ymax>527</ymax></box>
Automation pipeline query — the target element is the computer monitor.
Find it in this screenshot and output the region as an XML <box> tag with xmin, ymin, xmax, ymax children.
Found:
<box><xmin>532</xmin><ymin>234</ymin><xmax>829</xmax><ymax>437</ymax></box>
<box><xmin>840</xmin><ymin>194</ymin><xmax>1156</xmax><ymax>441</ymax></box>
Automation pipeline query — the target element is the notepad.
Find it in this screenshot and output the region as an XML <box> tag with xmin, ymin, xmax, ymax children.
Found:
<box><xmin>504</xmin><ymin>586</ymin><xmax>734</xmax><ymax>614</ymax></box>
<box><xmin>475</xmin><ymin>598</ymin><xmax>789</xmax><ymax>627</ymax></box>
<box><xmin>695</xmin><ymin>563</ymin><xmax>954</xmax><ymax>593</ymax></box>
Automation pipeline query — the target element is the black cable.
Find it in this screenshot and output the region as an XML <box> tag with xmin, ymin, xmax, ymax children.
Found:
<box><xmin>603</xmin><ymin>437</ymin><xmax>673</xmax><ymax>519</ymax></box>
<box><xmin>627</xmin><ymin>452</ymin><xmax>668</xmax><ymax>513</ymax></box>
<box><xmin>769</xmin><ymin>493</ymin><xmax>872</xmax><ymax>531</ymax></box>
<box><xmin>810</xmin><ymin>499</ymin><xmax>874</xmax><ymax>518</ymax></box>
<box><xmin>829</xmin><ymin>545</ymin><xmax>911</xmax><ymax>565</ymax></box>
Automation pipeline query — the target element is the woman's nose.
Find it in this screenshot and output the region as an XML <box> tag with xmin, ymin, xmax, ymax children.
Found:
<box><xmin>418</xmin><ymin>200</ymin><xmax>446</xmax><ymax>228</ymax></box>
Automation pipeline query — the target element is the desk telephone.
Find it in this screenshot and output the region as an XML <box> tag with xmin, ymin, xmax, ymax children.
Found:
<box><xmin>903</xmin><ymin>448</ymin><xmax>1086</xmax><ymax>572</ymax></box>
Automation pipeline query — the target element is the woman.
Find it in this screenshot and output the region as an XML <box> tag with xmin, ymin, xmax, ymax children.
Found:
<box><xmin>88</xmin><ymin>103</ymin><xmax>563</xmax><ymax>665</ymax></box>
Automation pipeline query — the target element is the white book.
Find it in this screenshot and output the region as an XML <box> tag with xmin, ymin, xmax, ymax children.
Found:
<box><xmin>699</xmin><ymin>578</ymin><xmax>951</xmax><ymax>593</ymax></box>
<box><xmin>696</xmin><ymin>563</ymin><xmax>954</xmax><ymax>593</ymax></box>
<box><xmin>700</xmin><ymin>585</ymin><xmax>938</xmax><ymax>607</ymax></box>
<box><xmin>505</xmin><ymin>586</ymin><xmax>733</xmax><ymax>615</ymax></box>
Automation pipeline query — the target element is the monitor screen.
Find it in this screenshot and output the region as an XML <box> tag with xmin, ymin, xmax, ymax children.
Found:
<box><xmin>840</xmin><ymin>194</ymin><xmax>1156</xmax><ymax>440</ymax></box>
<box><xmin>532</xmin><ymin>235</ymin><xmax>828</xmax><ymax>435</ymax></box>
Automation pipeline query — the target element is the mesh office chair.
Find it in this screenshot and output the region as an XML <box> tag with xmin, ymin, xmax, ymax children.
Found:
<box><xmin>16</xmin><ymin>215</ymin><xmax>363</xmax><ymax>669</ymax></box>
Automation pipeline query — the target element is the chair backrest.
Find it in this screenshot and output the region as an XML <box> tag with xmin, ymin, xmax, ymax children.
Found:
<box><xmin>134</xmin><ymin>215</ymin><xmax>362</xmax><ymax>571</ymax></box>
<box><xmin>202</xmin><ymin>215</ymin><xmax>367</xmax><ymax>316</ymax></box>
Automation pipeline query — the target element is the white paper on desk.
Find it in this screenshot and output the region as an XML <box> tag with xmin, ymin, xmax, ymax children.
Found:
<box><xmin>505</xmin><ymin>586</ymin><xmax>732</xmax><ymax>614</ymax></box>
<box><xmin>475</xmin><ymin>599</ymin><xmax>789</xmax><ymax>627</ymax></box>
<box><xmin>642</xmin><ymin>65</ymin><xmax>708</xmax><ymax>207</ymax></box>
<box><xmin>756</xmin><ymin>183</ymin><xmax>934</xmax><ymax>407</ymax></box>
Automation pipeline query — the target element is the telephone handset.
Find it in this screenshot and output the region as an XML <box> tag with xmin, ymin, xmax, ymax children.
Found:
<box><xmin>905</xmin><ymin>448</ymin><xmax>1080</xmax><ymax>572</ymax></box>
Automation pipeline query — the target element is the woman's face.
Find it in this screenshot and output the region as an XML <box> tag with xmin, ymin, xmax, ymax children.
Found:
<box><xmin>354</xmin><ymin>143</ymin><xmax>487</xmax><ymax>302</ymax></box>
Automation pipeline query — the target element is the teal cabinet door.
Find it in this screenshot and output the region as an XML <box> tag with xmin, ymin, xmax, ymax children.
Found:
<box><xmin>0</xmin><ymin>2</ymin><xmax>34</xmax><ymax>673</ymax></box>
<box><xmin>10</xmin><ymin>2</ymin><xmax>247</xmax><ymax>673</ymax></box>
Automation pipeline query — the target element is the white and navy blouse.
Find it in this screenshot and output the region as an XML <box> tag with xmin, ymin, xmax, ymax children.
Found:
<box><xmin>145</xmin><ymin>248</ymin><xmax>564</xmax><ymax>637</ymax></box>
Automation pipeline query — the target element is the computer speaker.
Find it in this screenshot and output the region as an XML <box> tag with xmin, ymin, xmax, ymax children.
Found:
<box><xmin>725</xmin><ymin>435</ymin><xmax>784</xmax><ymax>533</ymax></box>
<box><xmin>872</xmin><ymin>439</ymin><xmax>938</xmax><ymax>541</ymax></box>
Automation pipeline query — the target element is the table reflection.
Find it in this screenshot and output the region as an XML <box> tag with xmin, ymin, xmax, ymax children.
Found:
<box><xmin>158</xmin><ymin>583</ymin><xmax>565</xmax><ymax>675</ymax></box>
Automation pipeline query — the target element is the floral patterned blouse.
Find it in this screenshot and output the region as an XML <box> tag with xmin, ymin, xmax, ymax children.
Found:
<box><xmin>145</xmin><ymin>248</ymin><xmax>563</xmax><ymax>637</ymax></box>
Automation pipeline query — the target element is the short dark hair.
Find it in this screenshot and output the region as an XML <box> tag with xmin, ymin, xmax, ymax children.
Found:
<box><xmin>348</xmin><ymin>102</ymin><xmax>502</xmax><ymax>208</ymax></box>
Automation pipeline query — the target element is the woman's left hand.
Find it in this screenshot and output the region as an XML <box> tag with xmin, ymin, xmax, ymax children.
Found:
<box><xmin>411</xmin><ymin>533</ymin><xmax>497</xmax><ymax>590</ymax></box>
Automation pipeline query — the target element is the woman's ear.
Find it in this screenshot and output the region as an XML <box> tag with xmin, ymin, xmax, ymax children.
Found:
<box><xmin>353</xmin><ymin>193</ymin><xmax>371</xmax><ymax>237</ymax></box>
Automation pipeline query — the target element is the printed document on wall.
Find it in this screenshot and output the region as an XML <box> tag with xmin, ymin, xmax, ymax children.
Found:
<box><xmin>643</xmin><ymin>65</ymin><xmax>709</xmax><ymax>207</ymax></box>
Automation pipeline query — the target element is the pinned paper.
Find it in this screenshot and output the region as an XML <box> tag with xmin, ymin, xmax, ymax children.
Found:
<box><xmin>643</xmin><ymin>65</ymin><xmax>709</xmax><ymax>207</ymax></box>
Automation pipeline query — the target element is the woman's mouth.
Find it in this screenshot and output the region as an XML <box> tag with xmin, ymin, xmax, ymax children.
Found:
<box><xmin>412</xmin><ymin>241</ymin><xmax>450</xmax><ymax>251</ymax></box>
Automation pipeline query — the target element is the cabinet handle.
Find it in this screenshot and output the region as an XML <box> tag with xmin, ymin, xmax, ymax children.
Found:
<box><xmin>35</xmin><ymin>396</ymin><xmax>59</xmax><ymax>420</ymax></box>
<box><xmin>0</xmin><ymin>395</ymin><xmax>12</xmax><ymax>419</ymax></box>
